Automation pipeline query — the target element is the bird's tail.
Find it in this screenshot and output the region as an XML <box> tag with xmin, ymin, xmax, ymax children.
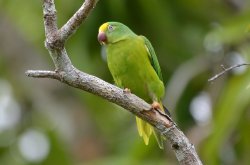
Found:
<box><xmin>135</xmin><ymin>102</ymin><xmax>169</xmax><ymax>149</ymax></box>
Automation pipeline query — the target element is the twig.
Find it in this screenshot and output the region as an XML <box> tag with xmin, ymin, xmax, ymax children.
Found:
<box><xmin>208</xmin><ymin>63</ymin><xmax>250</xmax><ymax>82</ymax></box>
<box><xmin>25</xmin><ymin>70</ymin><xmax>60</xmax><ymax>80</ymax></box>
<box><xmin>25</xmin><ymin>0</ymin><xmax>203</xmax><ymax>164</ymax></box>
<box><xmin>59</xmin><ymin>0</ymin><xmax>98</xmax><ymax>42</ymax></box>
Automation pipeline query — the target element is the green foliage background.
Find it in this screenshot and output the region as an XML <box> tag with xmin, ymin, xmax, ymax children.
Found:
<box><xmin>0</xmin><ymin>0</ymin><xmax>250</xmax><ymax>164</ymax></box>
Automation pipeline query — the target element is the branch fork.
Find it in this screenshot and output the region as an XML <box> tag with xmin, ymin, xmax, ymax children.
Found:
<box><xmin>26</xmin><ymin>0</ymin><xmax>202</xmax><ymax>164</ymax></box>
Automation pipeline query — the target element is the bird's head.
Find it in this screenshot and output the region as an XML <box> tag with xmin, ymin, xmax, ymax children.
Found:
<box><xmin>98</xmin><ymin>22</ymin><xmax>135</xmax><ymax>45</ymax></box>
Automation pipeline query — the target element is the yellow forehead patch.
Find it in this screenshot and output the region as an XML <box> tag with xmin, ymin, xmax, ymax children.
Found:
<box><xmin>99</xmin><ymin>23</ymin><xmax>108</xmax><ymax>32</ymax></box>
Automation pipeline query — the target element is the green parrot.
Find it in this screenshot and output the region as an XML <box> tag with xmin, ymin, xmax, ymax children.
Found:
<box><xmin>98</xmin><ymin>22</ymin><xmax>166</xmax><ymax>148</ymax></box>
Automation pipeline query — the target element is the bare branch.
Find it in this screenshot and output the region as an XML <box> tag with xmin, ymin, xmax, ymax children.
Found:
<box><xmin>25</xmin><ymin>70</ymin><xmax>60</xmax><ymax>80</ymax></box>
<box><xmin>26</xmin><ymin>0</ymin><xmax>203</xmax><ymax>164</ymax></box>
<box><xmin>43</xmin><ymin>0</ymin><xmax>58</xmax><ymax>39</ymax></box>
<box><xmin>208</xmin><ymin>63</ymin><xmax>250</xmax><ymax>82</ymax></box>
<box><xmin>59</xmin><ymin>0</ymin><xmax>98</xmax><ymax>42</ymax></box>
<box><xmin>26</xmin><ymin>68</ymin><xmax>200</xmax><ymax>164</ymax></box>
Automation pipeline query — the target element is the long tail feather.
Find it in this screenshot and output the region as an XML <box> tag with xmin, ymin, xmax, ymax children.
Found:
<box><xmin>136</xmin><ymin>117</ymin><xmax>152</xmax><ymax>145</ymax></box>
<box><xmin>135</xmin><ymin>102</ymin><xmax>169</xmax><ymax>149</ymax></box>
<box><xmin>153</xmin><ymin>129</ymin><xmax>164</xmax><ymax>149</ymax></box>
<box><xmin>163</xmin><ymin>105</ymin><xmax>171</xmax><ymax>116</ymax></box>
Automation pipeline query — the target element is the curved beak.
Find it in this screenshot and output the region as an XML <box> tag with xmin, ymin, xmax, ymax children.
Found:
<box><xmin>98</xmin><ymin>31</ymin><xmax>107</xmax><ymax>45</ymax></box>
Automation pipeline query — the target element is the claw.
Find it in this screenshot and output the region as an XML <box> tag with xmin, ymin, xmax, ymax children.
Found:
<box><xmin>123</xmin><ymin>88</ymin><xmax>131</xmax><ymax>93</ymax></box>
<box><xmin>151</xmin><ymin>101</ymin><xmax>161</xmax><ymax>110</ymax></box>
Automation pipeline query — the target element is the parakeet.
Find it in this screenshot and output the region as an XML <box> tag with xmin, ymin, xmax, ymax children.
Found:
<box><xmin>98</xmin><ymin>22</ymin><xmax>166</xmax><ymax>148</ymax></box>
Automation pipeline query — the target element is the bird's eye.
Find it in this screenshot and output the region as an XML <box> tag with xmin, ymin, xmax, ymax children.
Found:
<box><xmin>108</xmin><ymin>25</ymin><xmax>114</xmax><ymax>31</ymax></box>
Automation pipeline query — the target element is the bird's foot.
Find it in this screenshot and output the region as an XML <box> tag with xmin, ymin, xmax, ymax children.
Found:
<box><xmin>151</xmin><ymin>101</ymin><xmax>161</xmax><ymax>110</ymax></box>
<box><xmin>123</xmin><ymin>88</ymin><xmax>131</xmax><ymax>93</ymax></box>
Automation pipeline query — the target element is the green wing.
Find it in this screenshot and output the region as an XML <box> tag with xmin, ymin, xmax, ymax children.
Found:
<box><xmin>141</xmin><ymin>36</ymin><xmax>163</xmax><ymax>82</ymax></box>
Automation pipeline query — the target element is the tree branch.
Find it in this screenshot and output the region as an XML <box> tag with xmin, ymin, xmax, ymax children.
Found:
<box><xmin>43</xmin><ymin>0</ymin><xmax>58</xmax><ymax>41</ymax></box>
<box><xmin>59</xmin><ymin>0</ymin><xmax>98</xmax><ymax>42</ymax></box>
<box><xmin>208</xmin><ymin>63</ymin><xmax>250</xmax><ymax>82</ymax></box>
<box><xmin>25</xmin><ymin>70</ymin><xmax>60</xmax><ymax>80</ymax></box>
<box><xmin>26</xmin><ymin>0</ymin><xmax>203</xmax><ymax>164</ymax></box>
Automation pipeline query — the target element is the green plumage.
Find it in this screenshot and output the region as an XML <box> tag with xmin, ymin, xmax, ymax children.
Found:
<box><xmin>98</xmin><ymin>22</ymin><xmax>165</xmax><ymax>148</ymax></box>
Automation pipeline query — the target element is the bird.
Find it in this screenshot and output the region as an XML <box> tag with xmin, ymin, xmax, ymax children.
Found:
<box><xmin>97</xmin><ymin>22</ymin><xmax>167</xmax><ymax>148</ymax></box>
